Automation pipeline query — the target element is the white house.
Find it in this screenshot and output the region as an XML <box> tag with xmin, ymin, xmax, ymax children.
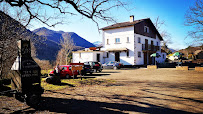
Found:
<box><xmin>72</xmin><ymin>48</ymin><xmax>104</xmax><ymax>63</ymax></box>
<box><xmin>73</xmin><ymin>16</ymin><xmax>166</xmax><ymax>65</ymax></box>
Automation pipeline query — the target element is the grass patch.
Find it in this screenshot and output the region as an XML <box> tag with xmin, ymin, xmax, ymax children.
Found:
<box><xmin>41</xmin><ymin>78</ymin><xmax>116</xmax><ymax>91</ymax></box>
<box><xmin>41</xmin><ymin>69</ymin><xmax>52</xmax><ymax>76</ymax></box>
<box><xmin>41</xmin><ymin>81</ymin><xmax>67</xmax><ymax>91</ymax></box>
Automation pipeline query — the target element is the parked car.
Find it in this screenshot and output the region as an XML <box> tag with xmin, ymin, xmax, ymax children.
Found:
<box><xmin>84</xmin><ymin>61</ymin><xmax>103</xmax><ymax>72</ymax></box>
<box><xmin>49</xmin><ymin>65</ymin><xmax>78</xmax><ymax>79</ymax></box>
<box><xmin>81</xmin><ymin>63</ymin><xmax>94</xmax><ymax>75</ymax></box>
<box><xmin>102</xmin><ymin>61</ymin><xmax>123</xmax><ymax>70</ymax></box>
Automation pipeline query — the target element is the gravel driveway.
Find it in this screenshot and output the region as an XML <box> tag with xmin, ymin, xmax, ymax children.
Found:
<box><xmin>1</xmin><ymin>68</ymin><xmax>203</xmax><ymax>113</ymax></box>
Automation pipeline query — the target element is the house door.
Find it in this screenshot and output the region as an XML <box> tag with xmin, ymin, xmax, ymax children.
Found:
<box><xmin>145</xmin><ymin>39</ymin><xmax>148</xmax><ymax>50</ymax></box>
<box><xmin>97</xmin><ymin>54</ymin><xmax>100</xmax><ymax>62</ymax></box>
<box><xmin>144</xmin><ymin>52</ymin><xmax>147</xmax><ymax>65</ymax></box>
<box><xmin>115</xmin><ymin>52</ymin><xmax>120</xmax><ymax>62</ymax></box>
<box><xmin>148</xmin><ymin>53</ymin><xmax>152</xmax><ymax>65</ymax></box>
<box><xmin>151</xmin><ymin>40</ymin><xmax>154</xmax><ymax>50</ymax></box>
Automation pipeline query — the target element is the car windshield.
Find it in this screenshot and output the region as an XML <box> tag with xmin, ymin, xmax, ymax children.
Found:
<box><xmin>88</xmin><ymin>62</ymin><xmax>97</xmax><ymax>65</ymax></box>
<box><xmin>60</xmin><ymin>67</ymin><xmax>67</xmax><ymax>70</ymax></box>
<box><xmin>104</xmin><ymin>62</ymin><xmax>109</xmax><ymax>64</ymax></box>
<box><xmin>104</xmin><ymin>61</ymin><xmax>114</xmax><ymax>64</ymax></box>
<box><xmin>84</xmin><ymin>62</ymin><xmax>89</xmax><ymax>65</ymax></box>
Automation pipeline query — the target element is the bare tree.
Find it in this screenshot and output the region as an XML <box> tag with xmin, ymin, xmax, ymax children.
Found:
<box><xmin>153</xmin><ymin>16</ymin><xmax>172</xmax><ymax>54</ymax></box>
<box><xmin>0</xmin><ymin>10</ymin><xmax>39</xmax><ymax>79</ymax></box>
<box><xmin>34</xmin><ymin>58</ymin><xmax>53</xmax><ymax>70</ymax></box>
<box><xmin>154</xmin><ymin>16</ymin><xmax>165</xmax><ymax>31</ymax></box>
<box><xmin>185</xmin><ymin>0</ymin><xmax>203</xmax><ymax>43</ymax></box>
<box><xmin>56</xmin><ymin>48</ymin><xmax>66</xmax><ymax>65</ymax></box>
<box><xmin>160</xmin><ymin>30</ymin><xmax>172</xmax><ymax>50</ymax></box>
<box><xmin>56</xmin><ymin>33</ymin><xmax>75</xmax><ymax>65</ymax></box>
<box><xmin>0</xmin><ymin>0</ymin><xmax>127</xmax><ymax>27</ymax></box>
<box><xmin>0</xmin><ymin>11</ymin><xmax>26</xmax><ymax>79</ymax></box>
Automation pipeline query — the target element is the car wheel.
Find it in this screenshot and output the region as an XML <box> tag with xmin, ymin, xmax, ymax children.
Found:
<box><xmin>113</xmin><ymin>66</ymin><xmax>117</xmax><ymax>70</ymax></box>
<box><xmin>45</xmin><ymin>77</ymin><xmax>52</xmax><ymax>83</ymax></box>
<box><xmin>74</xmin><ymin>75</ymin><xmax>77</xmax><ymax>79</ymax></box>
<box><xmin>66</xmin><ymin>74</ymin><xmax>70</xmax><ymax>79</ymax></box>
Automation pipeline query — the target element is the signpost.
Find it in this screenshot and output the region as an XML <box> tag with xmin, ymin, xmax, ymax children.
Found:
<box><xmin>10</xmin><ymin>39</ymin><xmax>43</xmax><ymax>107</ymax></box>
<box><xmin>70</xmin><ymin>63</ymin><xmax>84</xmax><ymax>79</ymax></box>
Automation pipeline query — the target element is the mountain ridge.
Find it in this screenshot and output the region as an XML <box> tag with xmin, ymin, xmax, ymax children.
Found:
<box><xmin>33</xmin><ymin>27</ymin><xmax>95</xmax><ymax>60</ymax></box>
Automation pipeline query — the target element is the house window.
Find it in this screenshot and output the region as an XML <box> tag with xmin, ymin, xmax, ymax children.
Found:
<box><xmin>127</xmin><ymin>37</ymin><xmax>130</xmax><ymax>43</ymax></box>
<box><xmin>107</xmin><ymin>39</ymin><xmax>109</xmax><ymax>44</ymax></box>
<box><xmin>163</xmin><ymin>54</ymin><xmax>164</xmax><ymax>59</ymax></box>
<box><xmin>107</xmin><ymin>52</ymin><xmax>109</xmax><ymax>58</ymax></box>
<box><xmin>138</xmin><ymin>37</ymin><xmax>141</xmax><ymax>43</ymax></box>
<box><xmin>151</xmin><ymin>40</ymin><xmax>154</xmax><ymax>45</ymax></box>
<box><xmin>127</xmin><ymin>50</ymin><xmax>129</xmax><ymax>57</ymax></box>
<box><xmin>144</xmin><ymin>26</ymin><xmax>149</xmax><ymax>33</ymax></box>
<box><xmin>157</xmin><ymin>42</ymin><xmax>159</xmax><ymax>46</ymax></box>
<box><xmin>138</xmin><ymin>51</ymin><xmax>141</xmax><ymax>58</ymax></box>
<box><xmin>115</xmin><ymin>38</ymin><xmax>120</xmax><ymax>43</ymax></box>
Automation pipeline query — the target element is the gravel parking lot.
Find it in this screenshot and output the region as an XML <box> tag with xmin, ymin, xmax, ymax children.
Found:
<box><xmin>1</xmin><ymin>68</ymin><xmax>203</xmax><ymax>113</ymax></box>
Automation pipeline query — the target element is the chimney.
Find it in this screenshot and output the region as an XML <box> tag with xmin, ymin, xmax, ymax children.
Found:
<box><xmin>130</xmin><ymin>15</ymin><xmax>134</xmax><ymax>22</ymax></box>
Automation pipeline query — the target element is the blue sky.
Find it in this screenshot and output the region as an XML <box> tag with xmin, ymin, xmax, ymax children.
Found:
<box><xmin>29</xmin><ymin>0</ymin><xmax>196</xmax><ymax>50</ymax></box>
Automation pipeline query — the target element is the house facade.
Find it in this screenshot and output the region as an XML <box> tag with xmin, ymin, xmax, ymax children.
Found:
<box><xmin>73</xmin><ymin>16</ymin><xmax>166</xmax><ymax>65</ymax></box>
<box><xmin>72</xmin><ymin>49</ymin><xmax>104</xmax><ymax>63</ymax></box>
<box><xmin>101</xmin><ymin>16</ymin><xmax>165</xmax><ymax>65</ymax></box>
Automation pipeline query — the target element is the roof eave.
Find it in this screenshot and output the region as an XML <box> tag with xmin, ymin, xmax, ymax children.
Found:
<box><xmin>100</xmin><ymin>24</ymin><xmax>135</xmax><ymax>30</ymax></box>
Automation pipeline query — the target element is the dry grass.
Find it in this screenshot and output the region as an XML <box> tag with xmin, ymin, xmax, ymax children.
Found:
<box><xmin>41</xmin><ymin>78</ymin><xmax>115</xmax><ymax>91</ymax></box>
<box><xmin>41</xmin><ymin>69</ymin><xmax>52</xmax><ymax>76</ymax></box>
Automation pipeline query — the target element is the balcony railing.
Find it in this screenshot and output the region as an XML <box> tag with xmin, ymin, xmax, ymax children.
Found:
<box><xmin>142</xmin><ymin>44</ymin><xmax>159</xmax><ymax>51</ymax></box>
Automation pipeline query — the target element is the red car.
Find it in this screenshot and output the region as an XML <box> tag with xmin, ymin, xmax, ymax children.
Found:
<box><xmin>49</xmin><ymin>65</ymin><xmax>78</xmax><ymax>78</ymax></box>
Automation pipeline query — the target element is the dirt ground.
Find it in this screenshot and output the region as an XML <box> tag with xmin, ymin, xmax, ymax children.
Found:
<box><xmin>0</xmin><ymin>68</ymin><xmax>203</xmax><ymax>113</ymax></box>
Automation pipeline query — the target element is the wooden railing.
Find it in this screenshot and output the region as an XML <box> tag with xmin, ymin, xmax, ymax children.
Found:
<box><xmin>142</xmin><ymin>44</ymin><xmax>160</xmax><ymax>51</ymax></box>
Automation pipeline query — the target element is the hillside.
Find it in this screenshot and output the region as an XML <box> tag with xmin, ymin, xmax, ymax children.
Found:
<box><xmin>178</xmin><ymin>45</ymin><xmax>203</xmax><ymax>58</ymax></box>
<box><xmin>33</xmin><ymin>27</ymin><xmax>95</xmax><ymax>60</ymax></box>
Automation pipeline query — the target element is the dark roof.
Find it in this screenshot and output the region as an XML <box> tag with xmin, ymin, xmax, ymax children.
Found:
<box><xmin>100</xmin><ymin>18</ymin><xmax>163</xmax><ymax>41</ymax></box>
<box><xmin>101</xmin><ymin>18</ymin><xmax>146</xmax><ymax>30</ymax></box>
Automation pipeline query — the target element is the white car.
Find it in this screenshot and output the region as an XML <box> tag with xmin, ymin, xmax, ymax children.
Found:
<box><xmin>102</xmin><ymin>61</ymin><xmax>123</xmax><ymax>70</ymax></box>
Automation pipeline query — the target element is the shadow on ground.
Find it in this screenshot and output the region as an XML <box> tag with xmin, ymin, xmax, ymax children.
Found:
<box><xmin>142</xmin><ymin>89</ymin><xmax>203</xmax><ymax>104</ymax></box>
<box><xmin>98</xmin><ymin>71</ymin><xmax>120</xmax><ymax>73</ymax></box>
<box><xmin>82</xmin><ymin>73</ymin><xmax>111</xmax><ymax>77</ymax></box>
<box><xmin>0</xmin><ymin>85</ymin><xmax>13</xmax><ymax>97</ymax></box>
<box><xmin>75</xmin><ymin>73</ymin><xmax>111</xmax><ymax>79</ymax></box>
<box><xmin>4</xmin><ymin>79</ymin><xmax>202</xmax><ymax>114</ymax></box>
<box><xmin>52</xmin><ymin>82</ymin><xmax>76</xmax><ymax>87</ymax></box>
<box><xmin>11</xmin><ymin>96</ymin><xmax>195</xmax><ymax>114</ymax></box>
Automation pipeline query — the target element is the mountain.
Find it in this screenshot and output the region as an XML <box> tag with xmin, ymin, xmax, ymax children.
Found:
<box><xmin>178</xmin><ymin>45</ymin><xmax>203</xmax><ymax>58</ymax></box>
<box><xmin>93</xmin><ymin>41</ymin><xmax>102</xmax><ymax>47</ymax></box>
<box><xmin>0</xmin><ymin>11</ymin><xmax>43</xmax><ymax>56</ymax></box>
<box><xmin>169</xmin><ymin>48</ymin><xmax>176</xmax><ymax>53</ymax></box>
<box><xmin>33</xmin><ymin>27</ymin><xmax>95</xmax><ymax>60</ymax></box>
